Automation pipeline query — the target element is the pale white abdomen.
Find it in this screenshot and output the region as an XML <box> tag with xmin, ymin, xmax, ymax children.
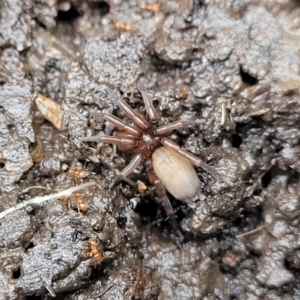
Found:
<box><xmin>152</xmin><ymin>146</ymin><xmax>200</xmax><ymax>200</ymax></box>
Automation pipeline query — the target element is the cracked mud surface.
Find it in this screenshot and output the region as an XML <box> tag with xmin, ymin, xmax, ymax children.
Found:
<box><xmin>0</xmin><ymin>0</ymin><xmax>300</xmax><ymax>299</ymax></box>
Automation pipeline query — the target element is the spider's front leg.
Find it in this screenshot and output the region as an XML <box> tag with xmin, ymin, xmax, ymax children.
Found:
<box><xmin>109</xmin><ymin>153</ymin><xmax>143</xmax><ymax>188</ymax></box>
<box><xmin>155</xmin><ymin>120</ymin><xmax>204</xmax><ymax>135</ymax></box>
<box><xmin>146</xmin><ymin>160</ymin><xmax>184</xmax><ymax>242</ymax></box>
<box><xmin>106</xmin><ymin>87</ymin><xmax>150</xmax><ymax>131</ymax></box>
<box><xmin>138</xmin><ymin>86</ymin><xmax>157</xmax><ymax>124</ymax></box>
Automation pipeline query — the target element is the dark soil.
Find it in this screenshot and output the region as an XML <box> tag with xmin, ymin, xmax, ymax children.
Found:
<box><xmin>0</xmin><ymin>0</ymin><xmax>300</xmax><ymax>299</ymax></box>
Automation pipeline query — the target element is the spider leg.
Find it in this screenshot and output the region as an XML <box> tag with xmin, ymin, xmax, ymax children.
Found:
<box><xmin>109</xmin><ymin>153</ymin><xmax>143</xmax><ymax>188</ymax></box>
<box><xmin>154</xmin><ymin>180</ymin><xmax>184</xmax><ymax>242</ymax></box>
<box><xmin>155</xmin><ymin>120</ymin><xmax>204</xmax><ymax>135</ymax></box>
<box><xmin>146</xmin><ymin>161</ymin><xmax>184</xmax><ymax>242</ymax></box>
<box><xmin>106</xmin><ymin>87</ymin><xmax>150</xmax><ymax>131</ymax></box>
<box><xmin>155</xmin><ymin>121</ymin><xmax>184</xmax><ymax>135</ymax></box>
<box><xmin>80</xmin><ymin>135</ymin><xmax>137</xmax><ymax>151</ymax></box>
<box><xmin>100</xmin><ymin>112</ymin><xmax>142</xmax><ymax>137</ymax></box>
<box><xmin>138</xmin><ymin>86</ymin><xmax>157</xmax><ymax>124</ymax></box>
<box><xmin>161</xmin><ymin>137</ymin><xmax>233</xmax><ymax>186</ymax></box>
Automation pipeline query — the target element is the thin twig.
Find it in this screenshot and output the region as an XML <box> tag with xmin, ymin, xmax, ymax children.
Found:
<box><xmin>236</xmin><ymin>225</ymin><xmax>265</xmax><ymax>238</ymax></box>
<box><xmin>39</xmin><ymin>277</ymin><xmax>56</xmax><ymax>297</ymax></box>
<box><xmin>21</xmin><ymin>186</ymin><xmax>49</xmax><ymax>193</ymax></box>
<box><xmin>91</xmin><ymin>285</ymin><xmax>114</xmax><ymax>299</ymax></box>
<box><xmin>0</xmin><ymin>182</ymin><xmax>96</xmax><ymax>220</ymax></box>
<box><xmin>221</xmin><ymin>102</ymin><xmax>227</xmax><ymax>125</ymax></box>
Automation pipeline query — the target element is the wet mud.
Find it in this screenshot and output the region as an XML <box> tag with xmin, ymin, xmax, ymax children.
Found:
<box><xmin>0</xmin><ymin>0</ymin><xmax>300</xmax><ymax>299</ymax></box>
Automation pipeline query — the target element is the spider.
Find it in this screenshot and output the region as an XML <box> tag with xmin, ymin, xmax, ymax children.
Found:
<box><xmin>81</xmin><ymin>86</ymin><xmax>231</xmax><ymax>239</ymax></box>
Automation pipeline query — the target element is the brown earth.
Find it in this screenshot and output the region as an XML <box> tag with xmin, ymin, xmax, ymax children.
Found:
<box><xmin>0</xmin><ymin>0</ymin><xmax>300</xmax><ymax>299</ymax></box>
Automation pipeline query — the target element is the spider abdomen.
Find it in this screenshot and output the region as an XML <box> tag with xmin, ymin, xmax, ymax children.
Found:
<box><xmin>152</xmin><ymin>146</ymin><xmax>201</xmax><ymax>200</ymax></box>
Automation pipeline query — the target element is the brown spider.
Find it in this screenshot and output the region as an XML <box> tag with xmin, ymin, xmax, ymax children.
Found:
<box><xmin>81</xmin><ymin>86</ymin><xmax>231</xmax><ymax>239</ymax></box>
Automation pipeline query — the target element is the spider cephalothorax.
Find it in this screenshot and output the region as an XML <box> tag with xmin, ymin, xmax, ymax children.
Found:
<box><xmin>81</xmin><ymin>86</ymin><xmax>230</xmax><ymax>238</ymax></box>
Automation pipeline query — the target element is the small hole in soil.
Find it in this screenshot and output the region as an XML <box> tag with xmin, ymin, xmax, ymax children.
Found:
<box><xmin>249</xmin><ymin>249</ymin><xmax>261</xmax><ymax>258</ymax></box>
<box><xmin>239</xmin><ymin>67</ymin><xmax>258</xmax><ymax>86</ymax></box>
<box><xmin>25</xmin><ymin>242</ymin><xmax>34</xmax><ymax>251</ymax></box>
<box><xmin>57</xmin><ymin>5</ymin><xmax>82</xmax><ymax>22</ymax></box>
<box><xmin>197</xmin><ymin>1</ymin><xmax>205</xmax><ymax>8</ymax></box>
<box><xmin>231</xmin><ymin>133</ymin><xmax>242</xmax><ymax>148</ymax></box>
<box><xmin>12</xmin><ymin>268</ymin><xmax>21</xmax><ymax>279</ymax></box>
<box><xmin>0</xmin><ymin>161</ymin><xmax>5</xmax><ymax>169</ymax></box>
<box><xmin>135</xmin><ymin>197</ymin><xmax>157</xmax><ymax>224</ymax></box>
<box><xmin>7</xmin><ymin>123</ymin><xmax>15</xmax><ymax>130</ymax></box>
<box><xmin>253</xmin><ymin>188</ymin><xmax>262</xmax><ymax>196</ymax></box>
<box><xmin>117</xmin><ymin>216</ymin><xmax>127</xmax><ymax>229</ymax></box>
<box><xmin>153</xmin><ymin>100</ymin><xmax>159</xmax><ymax>108</ymax></box>
<box><xmin>261</xmin><ymin>170</ymin><xmax>272</xmax><ymax>188</ymax></box>
<box><xmin>0</xmin><ymin>76</ymin><xmax>7</xmax><ymax>85</ymax></box>
<box><xmin>96</xmin><ymin>1</ymin><xmax>110</xmax><ymax>16</ymax></box>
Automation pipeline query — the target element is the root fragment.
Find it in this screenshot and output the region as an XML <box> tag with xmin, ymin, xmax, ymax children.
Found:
<box><xmin>0</xmin><ymin>182</ymin><xmax>95</xmax><ymax>220</ymax></box>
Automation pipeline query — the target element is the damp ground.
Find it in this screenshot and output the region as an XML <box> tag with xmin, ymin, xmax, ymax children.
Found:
<box><xmin>0</xmin><ymin>0</ymin><xmax>300</xmax><ymax>299</ymax></box>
